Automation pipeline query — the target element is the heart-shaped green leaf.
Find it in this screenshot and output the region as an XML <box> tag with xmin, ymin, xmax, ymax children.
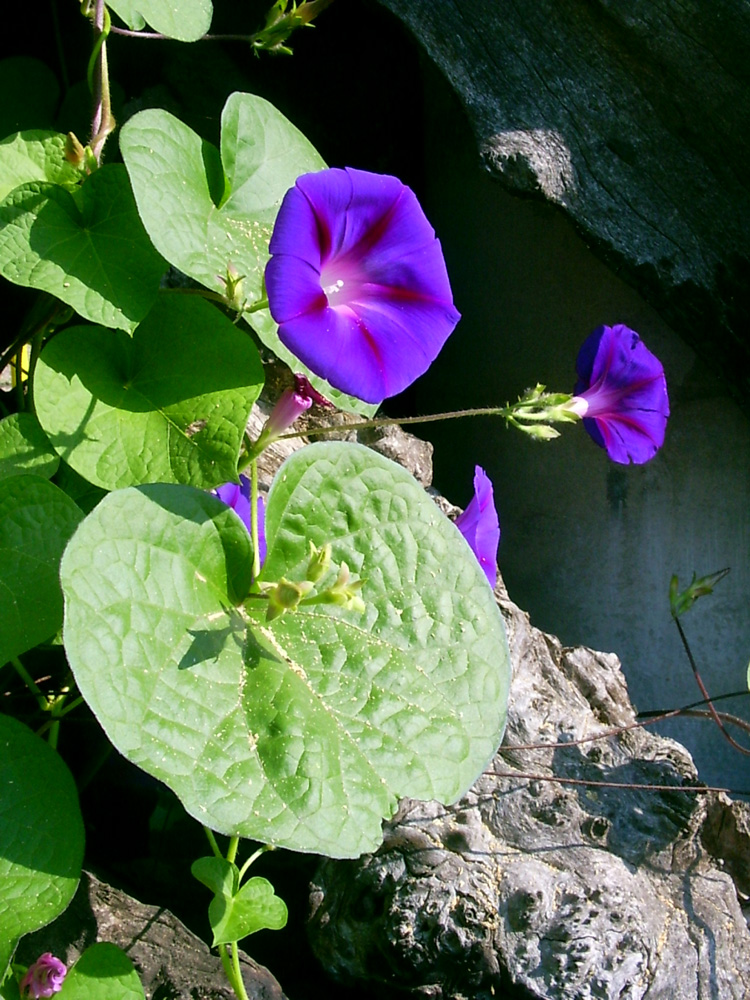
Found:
<box><xmin>0</xmin><ymin>131</ymin><xmax>83</xmax><ymax>203</ymax></box>
<box><xmin>34</xmin><ymin>294</ymin><xmax>264</xmax><ymax>490</ymax></box>
<box><xmin>0</xmin><ymin>413</ymin><xmax>59</xmax><ymax>481</ymax></box>
<box><xmin>0</xmin><ymin>164</ymin><xmax>166</xmax><ymax>330</ymax></box>
<box><xmin>120</xmin><ymin>94</ymin><xmax>370</xmax><ymax>414</ymax></box>
<box><xmin>0</xmin><ymin>715</ymin><xmax>84</xmax><ymax>978</ymax></box>
<box><xmin>120</xmin><ymin>93</ymin><xmax>324</xmax><ymax>301</ymax></box>
<box><xmin>108</xmin><ymin>0</ymin><xmax>212</xmax><ymax>41</ymax></box>
<box><xmin>191</xmin><ymin>856</ymin><xmax>236</xmax><ymax>897</ymax></box>
<box><xmin>61</xmin><ymin>443</ymin><xmax>510</xmax><ymax>857</ymax></box>
<box><xmin>209</xmin><ymin>877</ymin><xmax>287</xmax><ymax>946</ymax></box>
<box><xmin>58</xmin><ymin>943</ymin><xmax>144</xmax><ymax>1000</ymax></box>
<box><xmin>0</xmin><ymin>475</ymin><xmax>83</xmax><ymax>666</ymax></box>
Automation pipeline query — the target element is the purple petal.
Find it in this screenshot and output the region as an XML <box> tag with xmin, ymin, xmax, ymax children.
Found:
<box><xmin>214</xmin><ymin>476</ymin><xmax>266</xmax><ymax>566</ymax></box>
<box><xmin>574</xmin><ymin>324</ymin><xmax>669</xmax><ymax>465</ymax></box>
<box><xmin>454</xmin><ymin>466</ymin><xmax>500</xmax><ymax>588</ymax></box>
<box><xmin>266</xmin><ymin>167</ymin><xmax>460</xmax><ymax>404</ymax></box>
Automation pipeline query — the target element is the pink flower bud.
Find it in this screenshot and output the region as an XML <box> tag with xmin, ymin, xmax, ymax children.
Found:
<box><xmin>20</xmin><ymin>954</ymin><xmax>67</xmax><ymax>998</ymax></box>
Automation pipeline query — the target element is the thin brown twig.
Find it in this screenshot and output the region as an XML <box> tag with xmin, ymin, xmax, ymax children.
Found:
<box><xmin>674</xmin><ymin>615</ymin><xmax>750</xmax><ymax>755</ymax></box>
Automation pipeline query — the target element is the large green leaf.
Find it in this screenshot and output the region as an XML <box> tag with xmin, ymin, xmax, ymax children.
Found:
<box><xmin>58</xmin><ymin>943</ymin><xmax>144</xmax><ymax>1000</ymax></box>
<box><xmin>0</xmin><ymin>475</ymin><xmax>83</xmax><ymax>666</ymax></box>
<box><xmin>108</xmin><ymin>0</ymin><xmax>212</xmax><ymax>41</ymax></box>
<box><xmin>119</xmin><ymin>94</ymin><xmax>371</xmax><ymax>414</ymax></box>
<box><xmin>0</xmin><ymin>715</ymin><xmax>84</xmax><ymax>978</ymax></box>
<box><xmin>0</xmin><ymin>165</ymin><xmax>166</xmax><ymax>331</ymax></box>
<box><xmin>0</xmin><ymin>131</ymin><xmax>83</xmax><ymax>203</ymax></box>
<box><xmin>120</xmin><ymin>93</ymin><xmax>324</xmax><ymax>299</ymax></box>
<box><xmin>61</xmin><ymin>443</ymin><xmax>510</xmax><ymax>857</ymax></box>
<box><xmin>34</xmin><ymin>295</ymin><xmax>264</xmax><ymax>490</ymax></box>
<box><xmin>0</xmin><ymin>413</ymin><xmax>59</xmax><ymax>481</ymax></box>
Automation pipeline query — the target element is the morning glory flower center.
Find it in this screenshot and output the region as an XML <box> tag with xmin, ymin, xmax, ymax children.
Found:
<box><xmin>320</xmin><ymin>258</ymin><xmax>366</xmax><ymax>307</ymax></box>
<box><xmin>578</xmin><ymin>374</ymin><xmax>658</xmax><ymax>418</ymax></box>
<box><xmin>323</xmin><ymin>278</ymin><xmax>345</xmax><ymax>296</ymax></box>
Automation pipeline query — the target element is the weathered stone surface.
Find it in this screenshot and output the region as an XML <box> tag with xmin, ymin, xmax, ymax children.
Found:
<box><xmin>373</xmin><ymin>0</ymin><xmax>750</xmax><ymax>404</ymax></box>
<box><xmin>16</xmin><ymin>871</ymin><xmax>287</xmax><ymax>1000</ymax></box>
<box><xmin>308</xmin><ymin>580</ymin><xmax>750</xmax><ymax>998</ymax></box>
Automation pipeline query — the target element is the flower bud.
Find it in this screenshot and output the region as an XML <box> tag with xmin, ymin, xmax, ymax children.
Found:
<box><xmin>218</xmin><ymin>261</ymin><xmax>246</xmax><ymax>312</ymax></box>
<box><xmin>20</xmin><ymin>953</ymin><xmax>67</xmax><ymax>998</ymax></box>
<box><xmin>264</xmin><ymin>578</ymin><xmax>314</xmax><ymax>621</ymax></box>
<box><xmin>306</xmin><ymin>541</ymin><xmax>332</xmax><ymax>583</ymax></box>
<box><xmin>319</xmin><ymin>562</ymin><xmax>366</xmax><ymax>613</ymax></box>
<box><xmin>518</xmin><ymin>423</ymin><xmax>561</xmax><ymax>441</ymax></box>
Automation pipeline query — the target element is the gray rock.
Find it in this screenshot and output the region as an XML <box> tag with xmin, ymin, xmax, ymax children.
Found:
<box><xmin>372</xmin><ymin>0</ymin><xmax>750</xmax><ymax>404</ymax></box>
<box><xmin>17</xmin><ymin>871</ymin><xmax>287</xmax><ymax>1000</ymax></box>
<box><xmin>308</xmin><ymin>581</ymin><xmax>750</xmax><ymax>998</ymax></box>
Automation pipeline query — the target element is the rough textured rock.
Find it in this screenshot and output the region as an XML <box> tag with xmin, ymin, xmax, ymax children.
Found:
<box><xmin>16</xmin><ymin>871</ymin><xmax>287</xmax><ymax>1000</ymax></box>
<box><xmin>308</xmin><ymin>580</ymin><xmax>750</xmax><ymax>999</ymax></box>
<box><xmin>373</xmin><ymin>0</ymin><xmax>750</xmax><ymax>403</ymax></box>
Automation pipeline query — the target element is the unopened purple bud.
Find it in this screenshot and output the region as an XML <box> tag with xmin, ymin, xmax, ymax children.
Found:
<box><xmin>20</xmin><ymin>954</ymin><xmax>67</xmax><ymax>998</ymax></box>
<box><xmin>454</xmin><ymin>466</ymin><xmax>500</xmax><ymax>588</ymax></box>
<box><xmin>263</xmin><ymin>374</ymin><xmax>330</xmax><ymax>441</ymax></box>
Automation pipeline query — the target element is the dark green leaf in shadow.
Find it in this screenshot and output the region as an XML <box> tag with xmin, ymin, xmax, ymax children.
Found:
<box><xmin>0</xmin><ymin>413</ymin><xmax>59</xmax><ymax>481</ymax></box>
<box><xmin>0</xmin><ymin>165</ymin><xmax>166</xmax><ymax>330</ymax></box>
<box><xmin>0</xmin><ymin>475</ymin><xmax>83</xmax><ymax>665</ymax></box>
<box><xmin>0</xmin><ymin>715</ymin><xmax>84</xmax><ymax>977</ymax></box>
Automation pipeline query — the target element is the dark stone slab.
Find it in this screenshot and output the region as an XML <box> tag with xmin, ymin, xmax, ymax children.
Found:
<box><xmin>17</xmin><ymin>871</ymin><xmax>287</xmax><ymax>1000</ymax></box>
<box><xmin>373</xmin><ymin>0</ymin><xmax>750</xmax><ymax>404</ymax></box>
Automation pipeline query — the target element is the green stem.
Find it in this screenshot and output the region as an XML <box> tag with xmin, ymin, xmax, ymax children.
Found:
<box><xmin>218</xmin><ymin>945</ymin><xmax>239</xmax><ymax>995</ymax></box>
<box><xmin>230</xmin><ymin>943</ymin><xmax>251</xmax><ymax>1000</ymax></box>
<box><xmin>161</xmin><ymin>287</ymin><xmax>231</xmax><ymax>306</ymax></box>
<box><xmin>276</xmin><ymin>405</ymin><xmax>513</xmax><ymax>443</ymax></box>
<box><xmin>55</xmin><ymin>695</ymin><xmax>84</xmax><ymax>717</ymax></box>
<box><xmin>0</xmin><ymin>297</ymin><xmax>64</xmax><ymax>376</ymax></box>
<box><xmin>250</xmin><ymin>460</ymin><xmax>261</xmax><ymax>584</ymax></box>
<box><xmin>26</xmin><ymin>330</ymin><xmax>44</xmax><ymax>414</ymax></box>
<box><xmin>237</xmin><ymin>844</ymin><xmax>272</xmax><ymax>884</ymax></box>
<box><xmin>243</xmin><ymin>296</ymin><xmax>269</xmax><ymax>315</ymax></box>
<box><xmin>10</xmin><ymin>656</ymin><xmax>46</xmax><ymax>710</ymax></box>
<box><xmin>203</xmin><ymin>827</ymin><xmax>223</xmax><ymax>860</ymax></box>
<box><xmin>226</xmin><ymin>835</ymin><xmax>240</xmax><ymax>865</ymax></box>
<box><xmin>89</xmin><ymin>0</ymin><xmax>115</xmax><ymax>163</ymax></box>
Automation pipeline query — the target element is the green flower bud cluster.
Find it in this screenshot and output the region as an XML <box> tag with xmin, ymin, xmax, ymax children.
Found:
<box><xmin>250</xmin><ymin>0</ymin><xmax>334</xmax><ymax>57</ymax></box>
<box><xmin>505</xmin><ymin>384</ymin><xmax>580</xmax><ymax>441</ymax></box>
<box><xmin>256</xmin><ymin>542</ymin><xmax>366</xmax><ymax>621</ymax></box>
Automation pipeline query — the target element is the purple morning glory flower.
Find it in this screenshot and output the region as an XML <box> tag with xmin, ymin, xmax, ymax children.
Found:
<box><xmin>214</xmin><ymin>476</ymin><xmax>267</xmax><ymax>566</ymax></box>
<box><xmin>20</xmin><ymin>953</ymin><xmax>67</xmax><ymax>998</ymax></box>
<box><xmin>454</xmin><ymin>466</ymin><xmax>500</xmax><ymax>588</ymax></box>
<box><xmin>571</xmin><ymin>323</ymin><xmax>669</xmax><ymax>465</ymax></box>
<box><xmin>265</xmin><ymin>166</ymin><xmax>461</xmax><ymax>404</ymax></box>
